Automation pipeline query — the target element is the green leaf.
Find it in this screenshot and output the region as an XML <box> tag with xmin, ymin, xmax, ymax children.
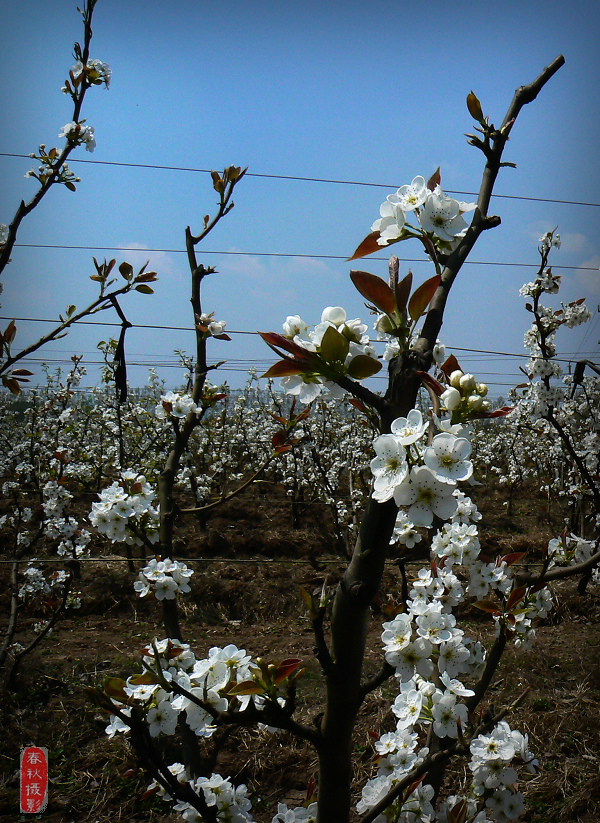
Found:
<box><xmin>103</xmin><ymin>677</ymin><xmax>128</xmax><ymax>701</ymax></box>
<box><xmin>347</xmin><ymin>355</ymin><xmax>382</xmax><ymax>380</ymax></box>
<box><xmin>128</xmin><ymin>672</ymin><xmax>160</xmax><ymax>686</ymax></box>
<box><xmin>135</xmin><ymin>284</ymin><xmax>154</xmax><ymax>294</ymax></box>
<box><xmin>319</xmin><ymin>325</ymin><xmax>349</xmax><ymax>363</ymax></box>
<box><xmin>350</xmin><ymin>270</ymin><xmax>397</xmax><ymax>314</ymax></box>
<box><xmin>408</xmin><ymin>274</ymin><xmax>440</xmax><ymax>323</ymax></box>
<box><xmin>64</xmin><ymin>181</ymin><xmax>77</xmax><ymax>192</ymax></box>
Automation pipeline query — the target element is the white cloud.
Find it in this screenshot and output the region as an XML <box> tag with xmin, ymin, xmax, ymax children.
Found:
<box><xmin>118</xmin><ymin>243</ymin><xmax>185</xmax><ymax>281</ymax></box>
<box><xmin>558</xmin><ymin>232</ymin><xmax>592</xmax><ymax>255</ymax></box>
<box><xmin>575</xmin><ymin>255</ymin><xmax>600</xmax><ymax>296</ymax></box>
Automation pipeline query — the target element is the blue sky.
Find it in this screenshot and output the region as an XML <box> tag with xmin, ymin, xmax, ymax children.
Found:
<box><xmin>1</xmin><ymin>0</ymin><xmax>599</xmax><ymax>397</ymax></box>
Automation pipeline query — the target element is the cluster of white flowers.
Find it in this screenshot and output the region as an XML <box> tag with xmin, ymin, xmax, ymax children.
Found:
<box><xmin>18</xmin><ymin>565</ymin><xmax>82</xmax><ymax>612</ymax></box>
<box><xmin>272</xmin><ymin>802</ymin><xmax>318</xmax><ymax>822</ymax></box>
<box><xmin>89</xmin><ymin>470</ymin><xmax>159</xmax><ymax>546</ymax></box>
<box><xmin>0</xmin><ymin>223</ymin><xmax>8</xmax><ymax>246</ymax></box>
<box><xmin>19</xmin><ymin>565</ymin><xmax>67</xmax><ymax>599</ymax></box>
<box><xmin>547</xmin><ymin>533</ymin><xmax>599</xmax><ymax>583</ymax></box>
<box><xmin>372</xmin><ymin>175</ymin><xmax>476</xmax><ymax>252</ymax></box>
<box><xmin>105</xmin><ymin>639</ymin><xmax>282</xmax><ymax>819</ymax></box>
<box><xmin>518</xmin><ymin>241</ymin><xmax>592</xmax><ymax>419</ymax></box>
<box><xmin>469</xmin><ymin>721</ymin><xmax>538</xmax><ymax>821</ymax></box>
<box><xmin>197</xmin><ymin>312</ymin><xmax>228</xmax><ymax>337</ymax></box>
<box><xmin>64</xmin><ymin>58</ymin><xmax>112</xmax><ymax>90</ymax></box>
<box><xmin>144</xmin><ymin>763</ymin><xmax>253</xmax><ymax>822</ymax></box>
<box><xmin>58</xmin><ymin>121</ymin><xmax>96</xmax><ymax>152</ymax></box>
<box><xmin>370</xmin><ymin>409</ymin><xmax>473</xmax><ymax>522</ymax></box>
<box><xmin>134</xmin><ymin>557</ymin><xmax>194</xmax><ymax>600</ymax></box>
<box><xmin>178</xmin><ymin>773</ymin><xmax>253</xmax><ymax>822</ymax></box>
<box><xmin>155</xmin><ymin>391</ymin><xmax>199</xmax><ymax>420</ymax></box>
<box><xmin>279</xmin><ymin>306</ymin><xmax>378</xmax><ymax>403</ymax></box>
<box><xmin>43</xmin><ymin>480</ymin><xmax>92</xmax><ymax>558</ymax></box>
<box><xmin>356</xmin><ymin>389</ymin><xmax>553</xmax><ymax>819</ymax></box>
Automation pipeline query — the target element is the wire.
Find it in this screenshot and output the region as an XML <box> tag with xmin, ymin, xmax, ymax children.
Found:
<box><xmin>2</xmin><ymin>151</ymin><xmax>599</xmax><ymax>208</ymax></box>
<box><xmin>2</xmin><ymin>316</ymin><xmax>597</xmax><ymax>366</ymax></box>
<box><xmin>10</xmin><ymin>243</ymin><xmax>599</xmax><ymax>272</ymax></box>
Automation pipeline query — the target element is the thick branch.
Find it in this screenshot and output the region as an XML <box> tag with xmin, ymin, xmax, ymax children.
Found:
<box><xmin>516</xmin><ymin>544</ymin><xmax>600</xmax><ymax>587</ymax></box>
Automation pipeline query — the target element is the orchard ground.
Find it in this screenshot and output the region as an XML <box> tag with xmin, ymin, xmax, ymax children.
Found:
<box><xmin>1</xmin><ymin>478</ymin><xmax>599</xmax><ymax>823</ymax></box>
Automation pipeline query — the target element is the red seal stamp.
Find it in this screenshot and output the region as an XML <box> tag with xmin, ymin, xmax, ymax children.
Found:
<box><xmin>20</xmin><ymin>746</ymin><xmax>48</xmax><ymax>814</ymax></box>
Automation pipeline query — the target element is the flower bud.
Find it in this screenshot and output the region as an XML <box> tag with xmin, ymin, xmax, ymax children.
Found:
<box><xmin>321</xmin><ymin>306</ymin><xmax>346</xmax><ymax>326</ymax></box>
<box><xmin>467</xmin><ymin>394</ymin><xmax>483</xmax><ymax>411</ymax></box>
<box><xmin>467</xmin><ymin>90</ymin><xmax>484</xmax><ymax>123</ymax></box>
<box><xmin>476</xmin><ymin>382</ymin><xmax>488</xmax><ymax>397</ymax></box>
<box><xmin>459</xmin><ymin>373</ymin><xmax>477</xmax><ymax>392</ymax></box>
<box><xmin>450</xmin><ymin>370</ymin><xmax>464</xmax><ymax>389</ymax></box>
<box><xmin>210</xmin><ymin>170</ymin><xmax>225</xmax><ymax>193</ymax></box>
<box><xmin>441</xmin><ymin>386</ymin><xmax>461</xmax><ymax>411</ymax></box>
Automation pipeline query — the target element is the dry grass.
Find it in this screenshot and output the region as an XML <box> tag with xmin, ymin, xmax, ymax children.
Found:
<box><xmin>1</xmin><ymin>481</ymin><xmax>599</xmax><ymax>821</ymax></box>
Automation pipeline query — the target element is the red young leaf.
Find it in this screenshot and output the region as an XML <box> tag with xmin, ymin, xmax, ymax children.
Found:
<box><xmin>350</xmin><ymin>270</ymin><xmax>397</xmax><ymax>314</ymax></box>
<box><xmin>259</xmin><ymin>332</ymin><xmax>315</xmax><ymax>363</ymax></box>
<box><xmin>440</xmin><ymin>353</ymin><xmax>461</xmax><ymax>379</ymax></box>
<box><xmin>483</xmin><ymin>406</ymin><xmax>514</xmax><ymax>418</ymax></box>
<box><xmin>501</xmin><ymin>552</ymin><xmax>526</xmax><ymax>567</ymax></box>
<box><xmin>272</xmin><ymin>430</ymin><xmax>289</xmax><ymax>449</ymax></box>
<box><xmin>128</xmin><ymin>672</ymin><xmax>160</xmax><ymax>685</ymax></box>
<box><xmin>103</xmin><ymin>677</ymin><xmax>128</xmax><ymax>701</ymax></box>
<box><xmin>408</xmin><ymin>274</ymin><xmax>441</xmax><ymax>323</ymax></box>
<box><xmin>274</xmin><ymin>657</ymin><xmax>303</xmax><ymax>684</ymax></box>
<box><xmin>261</xmin><ymin>360</ymin><xmax>306</xmax><ymax>379</ymax></box>
<box><xmin>506</xmin><ymin>585</ymin><xmax>528</xmax><ymax>611</ymax></box>
<box><xmin>427</xmin><ymin>167</ymin><xmax>441</xmax><ymax>191</ymax></box>
<box><xmin>229</xmin><ymin>680</ymin><xmax>266</xmax><ymax>696</ymax></box>
<box><xmin>4</xmin><ymin>320</ymin><xmax>17</xmax><ymax>344</ymax></box>
<box><xmin>141</xmin><ymin>786</ymin><xmax>161</xmax><ymax>801</ymax></box>
<box><xmin>395</xmin><ymin>270</ymin><xmax>413</xmax><ymax>314</ymax></box>
<box><xmin>3</xmin><ymin>376</ymin><xmax>21</xmax><ymax>394</ymax></box>
<box><xmin>466</xmin><ymin>91</ymin><xmax>484</xmax><ymax>122</ymax></box>
<box><xmin>349</xmin><ymin>397</ymin><xmax>367</xmax><ymax>414</ymax></box>
<box><xmin>347</xmin><ymin>231</ymin><xmax>383</xmax><ymax>261</ymax></box>
<box><xmin>472</xmin><ymin>599</ymin><xmax>501</xmax><ymax>615</ymax></box>
<box><xmin>417</xmin><ymin>370</ymin><xmax>444</xmax><ymax>396</ymax></box>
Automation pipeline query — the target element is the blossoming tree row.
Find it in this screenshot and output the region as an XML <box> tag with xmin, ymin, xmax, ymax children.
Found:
<box><xmin>3</xmin><ymin>4</ymin><xmax>600</xmax><ymax>822</ymax></box>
